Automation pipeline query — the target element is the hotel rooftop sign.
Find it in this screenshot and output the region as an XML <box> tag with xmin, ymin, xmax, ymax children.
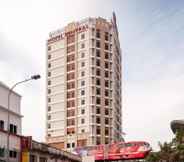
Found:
<box><xmin>47</xmin><ymin>24</ymin><xmax>88</xmax><ymax>44</ymax></box>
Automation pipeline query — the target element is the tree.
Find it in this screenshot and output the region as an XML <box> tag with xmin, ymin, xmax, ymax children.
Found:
<box><xmin>146</xmin><ymin>152</ymin><xmax>159</xmax><ymax>162</ymax></box>
<box><xmin>158</xmin><ymin>141</ymin><xmax>173</xmax><ymax>162</ymax></box>
<box><xmin>147</xmin><ymin>129</ymin><xmax>184</xmax><ymax>162</ymax></box>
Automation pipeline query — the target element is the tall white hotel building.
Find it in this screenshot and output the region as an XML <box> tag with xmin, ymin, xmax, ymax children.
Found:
<box><xmin>46</xmin><ymin>13</ymin><xmax>122</xmax><ymax>151</ymax></box>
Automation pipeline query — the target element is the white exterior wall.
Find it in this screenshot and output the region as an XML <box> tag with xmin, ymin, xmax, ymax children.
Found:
<box><xmin>0</xmin><ymin>84</ymin><xmax>21</xmax><ymax>114</ymax></box>
<box><xmin>46</xmin><ymin>38</ymin><xmax>66</xmax><ymax>139</ymax></box>
<box><xmin>46</xmin><ymin>16</ymin><xmax>122</xmax><ymax>150</ymax></box>
<box><xmin>0</xmin><ymin>82</ymin><xmax>22</xmax><ymax>161</ymax></box>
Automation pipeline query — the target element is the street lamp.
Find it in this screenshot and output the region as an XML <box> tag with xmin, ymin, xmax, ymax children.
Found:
<box><xmin>6</xmin><ymin>74</ymin><xmax>41</xmax><ymax>162</ymax></box>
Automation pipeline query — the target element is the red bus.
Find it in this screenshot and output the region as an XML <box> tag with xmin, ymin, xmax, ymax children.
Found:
<box><xmin>73</xmin><ymin>141</ymin><xmax>151</xmax><ymax>161</ymax></box>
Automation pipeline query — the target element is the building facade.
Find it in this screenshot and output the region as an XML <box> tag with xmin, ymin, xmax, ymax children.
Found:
<box><xmin>21</xmin><ymin>137</ymin><xmax>81</xmax><ymax>162</ymax></box>
<box><xmin>46</xmin><ymin>13</ymin><xmax>122</xmax><ymax>151</ymax></box>
<box><xmin>0</xmin><ymin>82</ymin><xmax>22</xmax><ymax>162</ymax></box>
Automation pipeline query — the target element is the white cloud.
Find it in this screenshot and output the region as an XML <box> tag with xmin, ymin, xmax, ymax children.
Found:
<box><xmin>124</xmin><ymin>73</ymin><xmax>184</xmax><ymax>150</ymax></box>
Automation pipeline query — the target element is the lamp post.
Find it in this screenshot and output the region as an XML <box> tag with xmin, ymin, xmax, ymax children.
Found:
<box><xmin>6</xmin><ymin>74</ymin><xmax>41</xmax><ymax>162</ymax></box>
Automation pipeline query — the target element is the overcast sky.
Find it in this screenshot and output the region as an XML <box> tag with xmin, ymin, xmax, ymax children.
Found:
<box><xmin>0</xmin><ymin>0</ymin><xmax>184</xmax><ymax>150</ymax></box>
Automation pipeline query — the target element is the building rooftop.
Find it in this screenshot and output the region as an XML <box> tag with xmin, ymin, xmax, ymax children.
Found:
<box><xmin>49</xmin><ymin>16</ymin><xmax>112</xmax><ymax>38</ymax></box>
<box><xmin>0</xmin><ymin>81</ymin><xmax>21</xmax><ymax>97</ymax></box>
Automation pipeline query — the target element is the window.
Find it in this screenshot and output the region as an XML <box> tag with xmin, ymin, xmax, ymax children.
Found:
<box><xmin>67</xmin><ymin>100</ymin><xmax>75</xmax><ymax>108</ymax></box>
<box><xmin>48</xmin><ymin>55</ymin><xmax>51</xmax><ymax>60</ymax></box>
<box><xmin>105</xmin><ymin>32</ymin><xmax>109</xmax><ymax>41</ymax></box>
<box><xmin>96</xmin><ymin>79</ymin><xmax>100</xmax><ymax>86</ymax></box>
<box><xmin>81</xmin><ymin>33</ymin><xmax>85</xmax><ymax>39</ymax></box>
<box><xmin>109</xmin><ymin>90</ymin><xmax>112</xmax><ymax>97</ymax></box>
<box><xmin>67</xmin><ymin>73</ymin><xmax>75</xmax><ymax>80</ymax></box>
<box><xmin>48</xmin><ymin>72</ymin><xmax>51</xmax><ymax>77</ymax></box>
<box><xmin>81</xmin><ymin>62</ymin><xmax>85</xmax><ymax>67</ymax></box>
<box><xmin>105</xmin><ymin>80</ymin><xmax>109</xmax><ymax>87</ymax></box>
<box><xmin>96</xmin><ymin>69</ymin><xmax>100</xmax><ymax>76</ymax></box>
<box><xmin>48</xmin><ymin>123</ymin><xmax>51</xmax><ymax>129</ymax></box>
<box><xmin>105</xmin><ymin>118</ymin><xmax>109</xmax><ymax>125</ymax></box>
<box><xmin>96</xmin><ymin>126</ymin><xmax>101</xmax><ymax>135</ymax></box>
<box><xmin>96</xmin><ymin>40</ymin><xmax>100</xmax><ymax>48</ymax></box>
<box><xmin>67</xmin><ymin>143</ymin><xmax>70</xmax><ymax>148</ymax></box>
<box><xmin>110</xmin><ymin>34</ymin><xmax>112</xmax><ymax>42</ymax></box>
<box><xmin>91</xmin><ymin>68</ymin><xmax>95</xmax><ymax>75</ymax></box>
<box><xmin>105</xmin><ymin>109</ymin><xmax>109</xmax><ymax>115</ymax></box>
<box><xmin>96</xmin><ymin>50</ymin><xmax>100</xmax><ymax>57</ymax></box>
<box><xmin>12</xmin><ymin>125</ymin><xmax>17</xmax><ymax>134</ymax></box>
<box><xmin>67</xmin><ymin>54</ymin><xmax>75</xmax><ymax>62</ymax></box>
<box><xmin>81</xmin><ymin>118</ymin><xmax>85</xmax><ymax>124</ymax></box>
<box><xmin>48</xmin><ymin>46</ymin><xmax>51</xmax><ymax>51</ymax></box>
<box><xmin>81</xmin><ymin>99</ymin><xmax>85</xmax><ymax>105</ymax></box>
<box><xmin>81</xmin><ymin>71</ymin><xmax>85</xmax><ymax>77</ymax></box>
<box><xmin>96</xmin><ymin>29</ymin><xmax>100</xmax><ymax>38</ymax></box>
<box><xmin>48</xmin><ymin>89</ymin><xmax>51</xmax><ymax>94</ymax></box>
<box><xmin>105</xmin><ymin>99</ymin><xmax>109</xmax><ymax>106</ymax></box>
<box><xmin>96</xmin><ymin>59</ymin><xmax>100</xmax><ymax>66</ymax></box>
<box><xmin>30</xmin><ymin>155</ymin><xmax>37</xmax><ymax>162</ymax></box>
<box><xmin>96</xmin><ymin>137</ymin><xmax>101</xmax><ymax>145</ymax></box>
<box><xmin>105</xmin><ymin>52</ymin><xmax>109</xmax><ymax>59</ymax></box>
<box><xmin>48</xmin><ymin>98</ymin><xmax>51</xmax><ymax>102</ymax></box>
<box><xmin>81</xmin><ymin>52</ymin><xmax>85</xmax><ymax>58</ymax></box>
<box><xmin>72</xmin><ymin>142</ymin><xmax>75</xmax><ymax>148</ymax></box>
<box><xmin>48</xmin><ymin>80</ymin><xmax>51</xmax><ymax>85</ymax></box>
<box><xmin>67</xmin><ymin>34</ymin><xmax>75</xmax><ymax>44</ymax></box>
<box><xmin>67</xmin><ymin>45</ymin><xmax>75</xmax><ymax>53</ymax></box>
<box><xmin>81</xmin><ymin>43</ymin><xmax>85</xmax><ymax>49</ymax></box>
<box><xmin>105</xmin><ymin>62</ymin><xmax>109</xmax><ymax>69</ymax></box>
<box><xmin>67</xmin><ymin>109</ymin><xmax>75</xmax><ymax>117</ymax></box>
<box><xmin>9</xmin><ymin>150</ymin><xmax>17</xmax><ymax>158</ymax></box>
<box><xmin>105</xmin><ymin>127</ymin><xmax>109</xmax><ymax>135</ymax></box>
<box><xmin>91</xmin><ymin>39</ymin><xmax>95</xmax><ymax>47</ymax></box>
<box><xmin>105</xmin><ymin>138</ymin><xmax>109</xmax><ymax>144</ymax></box>
<box><xmin>81</xmin><ymin>129</ymin><xmax>85</xmax><ymax>133</ymax></box>
<box><xmin>67</xmin><ymin>128</ymin><xmax>75</xmax><ymax>134</ymax></box>
<box><xmin>48</xmin><ymin>106</ymin><xmax>51</xmax><ymax>111</ymax></box>
<box><xmin>81</xmin><ymin>109</ymin><xmax>85</xmax><ymax>114</ymax></box>
<box><xmin>81</xmin><ymin>90</ymin><xmax>85</xmax><ymax>95</ymax></box>
<box><xmin>105</xmin><ymin>90</ymin><xmax>109</xmax><ymax>97</ymax></box>
<box><xmin>67</xmin><ymin>118</ymin><xmax>75</xmax><ymax>126</ymax></box>
<box><xmin>96</xmin><ymin>98</ymin><xmax>101</xmax><ymax>105</ymax></box>
<box><xmin>67</xmin><ymin>63</ymin><xmax>75</xmax><ymax>71</ymax></box>
<box><xmin>96</xmin><ymin>88</ymin><xmax>101</xmax><ymax>95</ymax></box>
<box><xmin>81</xmin><ymin>80</ymin><xmax>85</xmax><ymax>86</ymax></box>
<box><xmin>96</xmin><ymin>117</ymin><xmax>101</xmax><ymax>124</ymax></box>
<box><xmin>110</xmin><ymin>44</ymin><xmax>112</xmax><ymax>51</ymax></box>
<box><xmin>67</xmin><ymin>82</ymin><xmax>75</xmax><ymax>89</ymax></box>
<box><xmin>40</xmin><ymin>157</ymin><xmax>47</xmax><ymax>162</ymax></box>
<box><xmin>109</xmin><ymin>53</ymin><xmax>112</xmax><ymax>60</ymax></box>
<box><xmin>0</xmin><ymin>148</ymin><xmax>5</xmax><ymax>157</ymax></box>
<box><xmin>48</xmin><ymin>63</ymin><xmax>51</xmax><ymax>68</ymax></box>
<box><xmin>96</xmin><ymin>108</ymin><xmax>100</xmax><ymax>114</ymax></box>
<box><xmin>105</xmin><ymin>43</ymin><xmax>109</xmax><ymax>50</ymax></box>
<box><xmin>92</xmin><ymin>28</ymin><xmax>95</xmax><ymax>36</ymax></box>
<box><xmin>91</xmin><ymin>58</ymin><xmax>95</xmax><ymax>66</ymax></box>
<box><xmin>47</xmin><ymin>115</ymin><xmax>51</xmax><ymax>120</ymax></box>
<box><xmin>67</xmin><ymin>91</ymin><xmax>75</xmax><ymax>98</ymax></box>
<box><xmin>105</xmin><ymin>71</ymin><xmax>109</xmax><ymax>78</ymax></box>
<box><xmin>0</xmin><ymin>120</ymin><xmax>4</xmax><ymax>130</ymax></box>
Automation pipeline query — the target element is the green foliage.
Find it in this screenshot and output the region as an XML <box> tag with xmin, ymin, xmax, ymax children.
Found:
<box><xmin>146</xmin><ymin>129</ymin><xmax>184</xmax><ymax>162</ymax></box>
<box><xmin>145</xmin><ymin>152</ymin><xmax>159</xmax><ymax>162</ymax></box>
